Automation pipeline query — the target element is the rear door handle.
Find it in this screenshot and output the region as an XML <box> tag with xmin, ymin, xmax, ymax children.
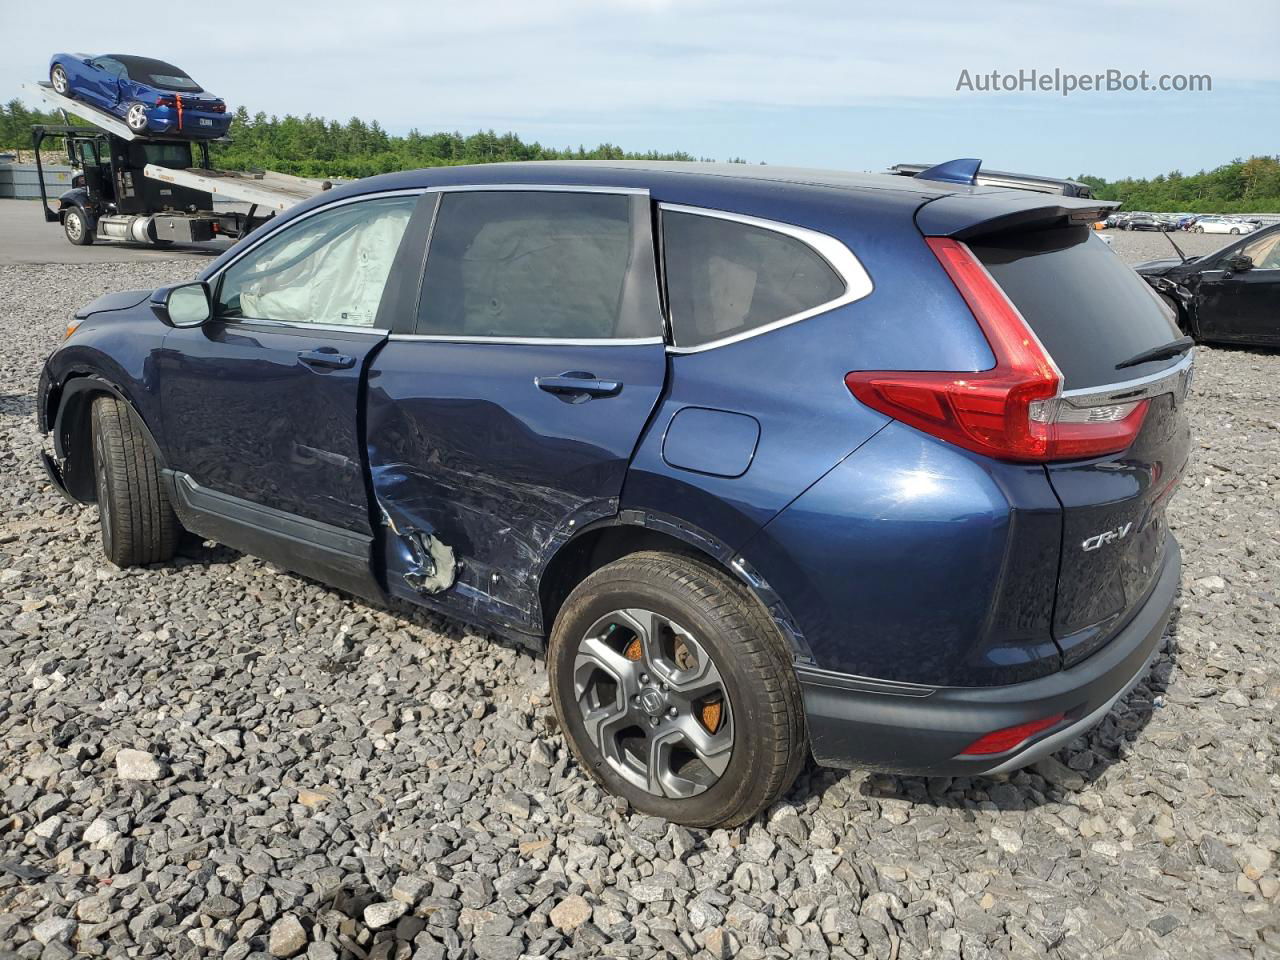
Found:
<box><xmin>299</xmin><ymin>348</ymin><xmax>356</xmax><ymax>370</ymax></box>
<box><xmin>535</xmin><ymin>373</ymin><xmax>623</xmax><ymax>398</ymax></box>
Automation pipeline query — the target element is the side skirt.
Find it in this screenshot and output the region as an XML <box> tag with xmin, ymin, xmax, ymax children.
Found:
<box><xmin>165</xmin><ymin>470</ymin><xmax>386</xmax><ymax>604</ymax></box>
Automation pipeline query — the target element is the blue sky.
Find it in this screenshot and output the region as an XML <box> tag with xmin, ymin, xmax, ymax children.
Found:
<box><xmin>5</xmin><ymin>0</ymin><xmax>1277</xmax><ymax>180</ymax></box>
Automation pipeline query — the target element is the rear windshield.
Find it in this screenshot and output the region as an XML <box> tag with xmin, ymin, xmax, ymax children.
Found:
<box><xmin>970</xmin><ymin>227</ymin><xmax>1182</xmax><ymax>389</ymax></box>
<box><xmin>114</xmin><ymin>55</ymin><xmax>203</xmax><ymax>92</ymax></box>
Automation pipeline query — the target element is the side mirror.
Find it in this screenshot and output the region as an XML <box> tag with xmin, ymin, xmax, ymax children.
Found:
<box><xmin>151</xmin><ymin>281</ymin><xmax>211</xmax><ymax>327</ymax></box>
<box><xmin>1226</xmin><ymin>254</ymin><xmax>1253</xmax><ymax>273</ymax></box>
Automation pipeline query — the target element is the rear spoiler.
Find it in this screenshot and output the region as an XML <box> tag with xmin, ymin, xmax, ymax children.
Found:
<box><xmin>916</xmin><ymin>191</ymin><xmax>1119</xmax><ymax>240</ymax></box>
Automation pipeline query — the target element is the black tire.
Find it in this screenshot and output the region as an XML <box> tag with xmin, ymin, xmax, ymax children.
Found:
<box><xmin>50</xmin><ymin>63</ymin><xmax>71</xmax><ymax>97</ymax></box>
<box><xmin>1230</xmin><ymin>228</ymin><xmax>1240</xmax><ymax>235</ymax></box>
<box><xmin>63</xmin><ymin>207</ymin><xmax>93</xmax><ymax>246</ymax></box>
<box><xmin>91</xmin><ymin>396</ymin><xmax>180</xmax><ymax>567</ymax></box>
<box><xmin>548</xmin><ymin>550</ymin><xmax>806</xmax><ymax>828</ymax></box>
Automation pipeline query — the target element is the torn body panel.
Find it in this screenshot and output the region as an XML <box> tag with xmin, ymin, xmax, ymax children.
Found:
<box><xmin>364</xmin><ymin>336</ymin><xmax>666</xmax><ymax>636</ymax></box>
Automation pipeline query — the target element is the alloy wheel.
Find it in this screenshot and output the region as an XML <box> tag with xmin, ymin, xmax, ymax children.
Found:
<box><xmin>126</xmin><ymin>104</ymin><xmax>149</xmax><ymax>131</ymax></box>
<box><xmin>573</xmin><ymin>608</ymin><xmax>733</xmax><ymax>799</ymax></box>
<box><xmin>51</xmin><ymin>66</ymin><xmax>68</xmax><ymax>95</ymax></box>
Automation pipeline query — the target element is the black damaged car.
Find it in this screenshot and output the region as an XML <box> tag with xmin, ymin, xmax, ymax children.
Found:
<box><xmin>1136</xmin><ymin>223</ymin><xmax>1280</xmax><ymax>347</ymax></box>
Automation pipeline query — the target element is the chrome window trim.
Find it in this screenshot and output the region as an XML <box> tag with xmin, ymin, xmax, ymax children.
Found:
<box><xmin>232</xmin><ymin>318</ymin><xmax>389</xmax><ymax>336</ymax></box>
<box><xmin>389</xmin><ymin>334</ymin><xmax>664</xmax><ymax>347</ymax></box>
<box><xmin>1061</xmin><ymin>350</ymin><xmax>1195</xmax><ymax>407</ymax></box>
<box><xmin>659</xmin><ymin>202</ymin><xmax>874</xmax><ymax>354</ymax></box>
<box><xmin>424</xmin><ymin>183</ymin><xmax>648</xmax><ymax>197</ymax></box>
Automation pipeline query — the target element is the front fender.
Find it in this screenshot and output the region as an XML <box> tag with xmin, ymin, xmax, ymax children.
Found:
<box><xmin>44</xmin><ymin>373</ymin><xmax>166</xmax><ymax>503</ymax></box>
<box><xmin>1145</xmin><ymin>274</ymin><xmax>1198</xmax><ymax>337</ymax></box>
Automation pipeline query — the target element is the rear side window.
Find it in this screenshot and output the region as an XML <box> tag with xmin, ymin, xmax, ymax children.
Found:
<box><xmin>663</xmin><ymin>210</ymin><xmax>845</xmax><ymax>348</ymax></box>
<box><xmin>417</xmin><ymin>192</ymin><xmax>635</xmax><ymax>339</ymax></box>
<box><xmin>970</xmin><ymin>228</ymin><xmax>1182</xmax><ymax>389</ymax></box>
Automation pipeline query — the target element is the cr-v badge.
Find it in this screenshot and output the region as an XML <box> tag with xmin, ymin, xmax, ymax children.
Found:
<box><xmin>1082</xmin><ymin>522</ymin><xmax>1134</xmax><ymax>552</ymax></box>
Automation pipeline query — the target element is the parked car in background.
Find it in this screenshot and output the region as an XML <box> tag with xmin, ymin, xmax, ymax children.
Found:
<box><xmin>48</xmin><ymin>53</ymin><xmax>230</xmax><ymax>138</ymax></box>
<box><xmin>1137</xmin><ymin>222</ymin><xmax>1280</xmax><ymax>347</ymax></box>
<box><xmin>1193</xmin><ymin>216</ymin><xmax>1256</xmax><ymax>235</ymax></box>
<box><xmin>38</xmin><ymin>161</ymin><xmax>1191</xmax><ymax>827</ymax></box>
<box><xmin>1122</xmin><ymin>213</ymin><xmax>1167</xmax><ymax>232</ymax></box>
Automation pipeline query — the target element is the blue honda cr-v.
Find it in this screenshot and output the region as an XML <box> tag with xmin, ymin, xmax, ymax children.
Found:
<box><xmin>37</xmin><ymin>160</ymin><xmax>1191</xmax><ymax>827</ymax></box>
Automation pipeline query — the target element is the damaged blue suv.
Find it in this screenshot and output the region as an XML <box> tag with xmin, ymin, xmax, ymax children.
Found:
<box><xmin>37</xmin><ymin>161</ymin><xmax>1192</xmax><ymax>827</ymax></box>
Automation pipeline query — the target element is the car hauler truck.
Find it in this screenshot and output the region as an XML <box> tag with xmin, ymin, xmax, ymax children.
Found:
<box><xmin>23</xmin><ymin>81</ymin><xmax>332</xmax><ymax>247</ymax></box>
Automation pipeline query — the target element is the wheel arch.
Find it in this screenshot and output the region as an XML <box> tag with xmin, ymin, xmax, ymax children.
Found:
<box><xmin>536</xmin><ymin>509</ymin><xmax>814</xmax><ymax>664</ymax></box>
<box><xmin>51</xmin><ymin>375</ymin><xmax>166</xmax><ymax>503</ymax></box>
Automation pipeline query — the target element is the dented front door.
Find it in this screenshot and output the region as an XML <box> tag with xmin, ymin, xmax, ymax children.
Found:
<box><xmin>365</xmin><ymin>187</ymin><xmax>667</xmax><ymax>635</ymax></box>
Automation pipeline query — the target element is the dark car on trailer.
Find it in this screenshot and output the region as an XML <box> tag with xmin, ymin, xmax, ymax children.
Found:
<box><xmin>37</xmin><ymin>160</ymin><xmax>1192</xmax><ymax>827</ymax></box>
<box><xmin>1137</xmin><ymin>222</ymin><xmax>1280</xmax><ymax>347</ymax></box>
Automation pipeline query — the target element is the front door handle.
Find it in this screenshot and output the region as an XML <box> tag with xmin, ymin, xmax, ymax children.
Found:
<box><xmin>299</xmin><ymin>348</ymin><xmax>356</xmax><ymax>370</ymax></box>
<box><xmin>535</xmin><ymin>373</ymin><xmax>623</xmax><ymax>398</ymax></box>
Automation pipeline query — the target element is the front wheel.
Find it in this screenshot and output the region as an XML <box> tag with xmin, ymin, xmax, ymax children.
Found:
<box><xmin>548</xmin><ymin>551</ymin><xmax>806</xmax><ymax>828</ymax></box>
<box><xmin>50</xmin><ymin>64</ymin><xmax>71</xmax><ymax>96</ymax></box>
<box><xmin>1229</xmin><ymin>227</ymin><xmax>1240</xmax><ymax>235</ymax></box>
<box><xmin>124</xmin><ymin>102</ymin><xmax>150</xmax><ymax>133</ymax></box>
<box><xmin>63</xmin><ymin>207</ymin><xmax>93</xmax><ymax>245</ymax></box>
<box><xmin>91</xmin><ymin>396</ymin><xmax>180</xmax><ymax>567</ymax></box>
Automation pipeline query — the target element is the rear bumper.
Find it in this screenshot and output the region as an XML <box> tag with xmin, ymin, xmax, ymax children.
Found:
<box><xmin>146</xmin><ymin>106</ymin><xmax>229</xmax><ymax>137</ymax></box>
<box><xmin>800</xmin><ymin>534</ymin><xmax>1179</xmax><ymax>776</ymax></box>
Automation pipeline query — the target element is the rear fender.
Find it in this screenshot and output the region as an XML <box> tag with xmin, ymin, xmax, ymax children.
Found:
<box><xmin>538</xmin><ymin>508</ymin><xmax>816</xmax><ymax>663</ymax></box>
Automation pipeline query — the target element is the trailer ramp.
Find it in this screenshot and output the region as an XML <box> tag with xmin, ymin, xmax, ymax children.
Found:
<box><xmin>142</xmin><ymin>166</ymin><xmax>333</xmax><ymax>212</ymax></box>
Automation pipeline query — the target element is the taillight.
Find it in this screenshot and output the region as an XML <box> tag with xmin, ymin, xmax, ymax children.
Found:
<box><xmin>212</xmin><ymin>102</ymin><xmax>226</xmax><ymax>113</ymax></box>
<box><xmin>845</xmin><ymin>237</ymin><xmax>1148</xmax><ymax>462</ymax></box>
<box><xmin>156</xmin><ymin>95</ymin><xmax>176</xmax><ymax>108</ymax></box>
<box><xmin>958</xmin><ymin>712</ymin><xmax>1065</xmax><ymax>756</ymax></box>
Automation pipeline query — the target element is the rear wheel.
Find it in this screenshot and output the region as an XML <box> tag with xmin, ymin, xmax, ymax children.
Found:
<box><xmin>125</xmin><ymin>103</ymin><xmax>150</xmax><ymax>133</ymax></box>
<box><xmin>91</xmin><ymin>396</ymin><xmax>180</xmax><ymax>567</ymax></box>
<box><xmin>63</xmin><ymin>207</ymin><xmax>92</xmax><ymax>245</ymax></box>
<box><xmin>548</xmin><ymin>551</ymin><xmax>806</xmax><ymax>828</ymax></box>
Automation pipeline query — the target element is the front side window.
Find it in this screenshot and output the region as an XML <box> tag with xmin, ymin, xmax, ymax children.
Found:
<box><xmin>1241</xmin><ymin>230</ymin><xmax>1280</xmax><ymax>269</ymax></box>
<box><xmin>417</xmin><ymin>191</ymin><xmax>633</xmax><ymax>339</ymax></box>
<box><xmin>216</xmin><ymin>195</ymin><xmax>416</xmax><ymax>328</ymax></box>
<box><xmin>94</xmin><ymin>58</ymin><xmax>126</xmax><ymax>78</ymax></box>
<box><xmin>663</xmin><ymin>210</ymin><xmax>846</xmax><ymax>348</ymax></box>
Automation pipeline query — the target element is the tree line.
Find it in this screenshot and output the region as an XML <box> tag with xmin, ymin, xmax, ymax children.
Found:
<box><xmin>3</xmin><ymin>99</ymin><xmax>1277</xmax><ymax>211</ymax></box>
<box><xmin>1077</xmin><ymin>155</ymin><xmax>1280</xmax><ymax>213</ymax></box>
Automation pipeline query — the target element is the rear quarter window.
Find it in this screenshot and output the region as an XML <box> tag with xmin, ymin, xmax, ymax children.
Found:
<box><xmin>970</xmin><ymin>227</ymin><xmax>1182</xmax><ymax>389</ymax></box>
<box><xmin>663</xmin><ymin>209</ymin><xmax>846</xmax><ymax>349</ymax></box>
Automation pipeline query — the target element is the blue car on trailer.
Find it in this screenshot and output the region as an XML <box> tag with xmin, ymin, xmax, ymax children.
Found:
<box><xmin>36</xmin><ymin>160</ymin><xmax>1193</xmax><ymax>827</ymax></box>
<box><xmin>48</xmin><ymin>53</ymin><xmax>230</xmax><ymax>139</ymax></box>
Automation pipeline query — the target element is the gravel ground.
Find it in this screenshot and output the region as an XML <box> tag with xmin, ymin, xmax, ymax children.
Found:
<box><xmin>0</xmin><ymin>259</ymin><xmax>1277</xmax><ymax>960</ymax></box>
<box><xmin>1099</xmin><ymin>228</ymin><xmax>1238</xmax><ymax>264</ymax></box>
